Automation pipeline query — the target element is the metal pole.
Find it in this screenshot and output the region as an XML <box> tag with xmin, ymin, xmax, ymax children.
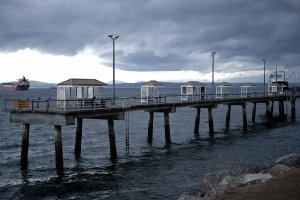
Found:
<box><xmin>113</xmin><ymin>38</ymin><xmax>115</xmax><ymax>101</ymax></box>
<box><xmin>211</xmin><ymin>52</ymin><xmax>216</xmax><ymax>99</ymax></box>
<box><xmin>108</xmin><ymin>34</ymin><xmax>118</xmax><ymax>103</ymax></box>
<box><xmin>262</xmin><ymin>59</ymin><xmax>266</xmax><ymax>95</ymax></box>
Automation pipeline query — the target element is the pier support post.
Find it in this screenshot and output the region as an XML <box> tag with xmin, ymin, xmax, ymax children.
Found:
<box><xmin>252</xmin><ymin>103</ymin><xmax>256</xmax><ymax>123</ymax></box>
<box><xmin>107</xmin><ymin>119</ymin><xmax>117</xmax><ymax>159</ymax></box>
<box><xmin>147</xmin><ymin>112</ymin><xmax>154</xmax><ymax>143</ymax></box>
<box><xmin>75</xmin><ymin>118</ymin><xmax>83</xmax><ymax>157</ymax></box>
<box><xmin>279</xmin><ymin>100</ymin><xmax>285</xmax><ymax>118</ymax></box>
<box><xmin>194</xmin><ymin>108</ymin><xmax>201</xmax><ymax>135</ymax></box>
<box><xmin>164</xmin><ymin>112</ymin><xmax>171</xmax><ymax>144</ymax></box>
<box><xmin>266</xmin><ymin>101</ymin><xmax>271</xmax><ymax>122</ymax></box>
<box><xmin>242</xmin><ymin>103</ymin><xmax>247</xmax><ymax>130</ymax></box>
<box><xmin>291</xmin><ymin>96</ymin><xmax>296</xmax><ymax>121</ymax></box>
<box><xmin>54</xmin><ymin>125</ymin><xmax>64</xmax><ymax>175</ymax></box>
<box><xmin>225</xmin><ymin>105</ymin><xmax>231</xmax><ymax>128</ymax></box>
<box><xmin>270</xmin><ymin>100</ymin><xmax>274</xmax><ymax>117</ymax></box>
<box><xmin>208</xmin><ymin>107</ymin><xmax>214</xmax><ymax>137</ymax></box>
<box><xmin>20</xmin><ymin>123</ymin><xmax>30</xmax><ymax>170</ymax></box>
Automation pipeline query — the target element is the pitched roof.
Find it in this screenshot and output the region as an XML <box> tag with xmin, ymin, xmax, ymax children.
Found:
<box><xmin>142</xmin><ymin>80</ymin><xmax>164</xmax><ymax>86</ymax></box>
<box><xmin>269</xmin><ymin>83</ymin><xmax>287</xmax><ymax>87</ymax></box>
<box><xmin>57</xmin><ymin>78</ymin><xmax>107</xmax><ymax>86</ymax></box>
<box><xmin>242</xmin><ymin>82</ymin><xmax>256</xmax><ymax>87</ymax></box>
<box><xmin>182</xmin><ymin>81</ymin><xmax>206</xmax><ymax>87</ymax></box>
<box><xmin>217</xmin><ymin>82</ymin><xmax>232</xmax><ymax>87</ymax></box>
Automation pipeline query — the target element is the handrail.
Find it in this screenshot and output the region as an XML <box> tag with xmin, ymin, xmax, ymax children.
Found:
<box><xmin>1</xmin><ymin>91</ymin><xmax>293</xmax><ymax>113</ymax></box>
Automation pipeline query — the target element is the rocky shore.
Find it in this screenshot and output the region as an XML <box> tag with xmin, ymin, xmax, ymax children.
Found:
<box><xmin>179</xmin><ymin>153</ymin><xmax>300</xmax><ymax>200</ymax></box>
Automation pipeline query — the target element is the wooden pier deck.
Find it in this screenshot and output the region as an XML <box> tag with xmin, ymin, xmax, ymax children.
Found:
<box><xmin>2</xmin><ymin>93</ymin><xmax>297</xmax><ymax>175</ymax></box>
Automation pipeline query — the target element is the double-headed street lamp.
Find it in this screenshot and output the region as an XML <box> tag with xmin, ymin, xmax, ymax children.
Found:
<box><xmin>211</xmin><ymin>51</ymin><xmax>216</xmax><ymax>99</ymax></box>
<box><xmin>108</xmin><ymin>34</ymin><xmax>119</xmax><ymax>101</ymax></box>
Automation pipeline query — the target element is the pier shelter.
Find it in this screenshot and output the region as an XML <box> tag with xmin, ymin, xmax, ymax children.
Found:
<box><xmin>141</xmin><ymin>80</ymin><xmax>164</xmax><ymax>103</ymax></box>
<box><xmin>57</xmin><ymin>78</ymin><xmax>107</xmax><ymax>108</ymax></box>
<box><xmin>241</xmin><ymin>83</ymin><xmax>256</xmax><ymax>97</ymax></box>
<box><xmin>216</xmin><ymin>82</ymin><xmax>232</xmax><ymax>99</ymax></box>
<box><xmin>181</xmin><ymin>81</ymin><xmax>206</xmax><ymax>101</ymax></box>
<box><xmin>268</xmin><ymin>83</ymin><xmax>287</xmax><ymax>95</ymax></box>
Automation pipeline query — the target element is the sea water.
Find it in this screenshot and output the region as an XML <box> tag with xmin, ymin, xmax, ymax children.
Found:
<box><xmin>0</xmin><ymin>87</ymin><xmax>300</xmax><ymax>199</ymax></box>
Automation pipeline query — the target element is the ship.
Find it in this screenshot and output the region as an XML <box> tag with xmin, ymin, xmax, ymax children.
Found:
<box><xmin>2</xmin><ymin>76</ymin><xmax>30</xmax><ymax>91</ymax></box>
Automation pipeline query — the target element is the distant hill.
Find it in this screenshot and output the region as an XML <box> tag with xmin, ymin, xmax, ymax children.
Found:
<box><xmin>106</xmin><ymin>81</ymin><xmax>185</xmax><ymax>88</ymax></box>
<box><xmin>29</xmin><ymin>81</ymin><xmax>57</xmax><ymax>88</ymax></box>
<box><xmin>1</xmin><ymin>80</ymin><xmax>267</xmax><ymax>90</ymax></box>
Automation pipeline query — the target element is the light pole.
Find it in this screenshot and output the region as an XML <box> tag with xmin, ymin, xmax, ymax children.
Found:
<box><xmin>262</xmin><ymin>59</ymin><xmax>266</xmax><ymax>94</ymax></box>
<box><xmin>108</xmin><ymin>34</ymin><xmax>119</xmax><ymax>102</ymax></box>
<box><xmin>211</xmin><ymin>51</ymin><xmax>216</xmax><ymax>99</ymax></box>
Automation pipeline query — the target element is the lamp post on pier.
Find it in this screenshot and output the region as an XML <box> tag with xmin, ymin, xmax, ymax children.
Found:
<box><xmin>262</xmin><ymin>59</ymin><xmax>266</xmax><ymax>95</ymax></box>
<box><xmin>108</xmin><ymin>34</ymin><xmax>119</xmax><ymax>102</ymax></box>
<box><xmin>211</xmin><ymin>51</ymin><xmax>216</xmax><ymax>99</ymax></box>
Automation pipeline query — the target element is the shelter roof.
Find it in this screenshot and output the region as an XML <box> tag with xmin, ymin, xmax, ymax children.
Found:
<box><xmin>217</xmin><ymin>82</ymin><xmax>232</xmax><ymax>87</ymax></box>
<box><xmin>142</xmin><ymin>80</ymin><xmax>164</xmax><ymax>87</ymax></box>
<box><xmin>182</xmin><ymin>81</ymin><xmax>206</xmax><ymax>87</ymax></box>
<box><xmin>269</xmin><ymin>83</ymin><xmax>287</xmax><ymax>87</ymax></box>
<box><xmin>57</xmin><ymin>78</ymin><xmax>107</xmax><ymax>86</ymax></box>
<box><xmin>242</xmin><ymin>82</ymin><xmax>256</xmax><ymax>87</ymax></box>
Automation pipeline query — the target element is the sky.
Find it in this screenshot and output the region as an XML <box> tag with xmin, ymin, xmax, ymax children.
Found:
<box><xmin>1</xmin><ymin>0</ymin><xmax>300</xmax><ymax>84</ymax></box>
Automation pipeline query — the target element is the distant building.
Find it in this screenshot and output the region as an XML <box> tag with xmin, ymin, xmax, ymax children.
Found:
<box><xmin>141</xmin><ymin>80</ymin><xmax>164</xmax><ymax>103</ymax></box>
<box><xmin>57</xmin><ymin>78</ymin><xmax>107</xmax><ymax>108</ymax></box>
<box><xmin>241</xmin><ymin>82</ymin><xmax>256</xmax><ymax>97</ymax></box>
<box><xmin>216</xmin><ymin>82</ymin><xmax>232</xmax><ymax>99</ymax></box>
<box><xmin>181</xmin><ymin>81</ymin><xmax>206</xmax><ymax>101</ymax></box>
<box><xmin>268</xmin><ymin>69</ymin><xmax>288</xmax><ymax>95</ymax></box>
<box><xmin>268</xmin><ymin>83</ymin><xmax>287</xmax><ymax>95</ymax></box>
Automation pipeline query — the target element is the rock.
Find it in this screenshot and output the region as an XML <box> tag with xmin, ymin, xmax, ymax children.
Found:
<box><xmin>178</xmin><ymin>191</ymin><xmax>205</xmax><ymax>200</ymax></box>
<box><xmin>239</xmin><ymin>173</ymin><xmax>272</xmax><ymax>185</ymax></box>
<box><xmin>275</xmin><ymin>153</ymin><xmax>300</xmax><ymax>167</ymax></box>
<box><xmin>266</xmin><ymin>164</ymin><xmax>291</xmax><ymax>175</ymax></box>
<box><xmin>219</xmin><ymin>175</ymin><xmax>235</xmax><ymax>186</ymax></box>
<box><xmin>241</xmin><ymin>166</ymin><xmax>264</xmax><ymax>174</ymax></box>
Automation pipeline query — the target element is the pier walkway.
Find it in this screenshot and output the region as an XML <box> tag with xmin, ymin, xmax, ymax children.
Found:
<box><xmin>2</xmin><ymin>92</ymin><xmax>298</xmax><ymax>175</ymax></box>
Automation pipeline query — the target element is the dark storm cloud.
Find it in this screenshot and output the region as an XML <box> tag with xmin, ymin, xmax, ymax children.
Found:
<box><xmin>1</xmin><ymin>0</ymin><xmax>299</xmax><ymax>72</ymax></box>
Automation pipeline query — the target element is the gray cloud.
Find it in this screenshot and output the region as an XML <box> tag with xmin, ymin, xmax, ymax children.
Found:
<box><xmin>0</xmin><ymin>0</ymin><xmax>299</xmax><ymax>74</ymax></box>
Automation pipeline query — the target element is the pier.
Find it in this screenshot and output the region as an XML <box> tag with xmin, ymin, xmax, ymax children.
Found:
<box><xmin>2</xmin><ymin>92</ymin><xmax>298</xmax><ymax>175</ymax></box>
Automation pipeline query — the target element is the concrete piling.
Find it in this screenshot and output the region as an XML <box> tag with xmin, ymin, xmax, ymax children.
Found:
<box><xmin>194</xmin><ymin>107</ymin><xmax>201</xmax><ymax>135</ymax></box>
<box><xmin>75</xmin><ymin>118</ymin><xmax>83</xmax><ymax>157</ymax></box>
<box><xmin>242</xmin><ymin>103</ymin><xmax>247</xmax><ymax>130</ymax></box>
<box><xmin>291</xmin><ymin>96</ymin><xmax>296</xmax><ymax>121</ymax></box>
<box><xmin>252</xmin><ymin>102</ymin><xmax>256</xmax><ymax>123</ymax></box>
<box><xmin>208</xmin><ymin>107</ymin><xmax>214</xmax><ymax>137</ymax></box>
<box><xmin>54</xmin><ymin>125</ymin><xmax>64</xmax><ymax>175</ymax></box>
<box><xmin>279</xmin><ymin>100</ymin><xmax>285</xmax><ymax>118</ymax></box>
<box><xmin>20</xmin><ymin>123</ymin><xmax>30</xmax><ymax>170</ymax></box>
<box><xmin>266</xmin><ymin>101</ymin><xmax>271</xmax><ymax>122</ymax></box>
<box><xmin>270</xmin><ymin>100</ymin><xmax>274</xmax><ymax>117</ymax></box>
<box><xmin>225</xmin><ymin>105</ymin><xmax>231</xmax><ymax>128</ymax></box>
<box><xmin>164</xmin><ymin>112</ymin><xmax>171</xmax><ymax>144</ymax></box>
<box><xmin>147</xmin><ymin>112</ymin><xmax>154</xmax><ymax>143</ymax></box>
<box><xmin>107</xmin><ymin>119</ymin><xmax>117</xmax><ymax>159</ymax></box>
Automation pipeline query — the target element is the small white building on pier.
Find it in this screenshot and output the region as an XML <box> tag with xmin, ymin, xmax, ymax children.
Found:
<box><xmin>216</xmin><ymin>82</ymin><xmax>232</xmax><ymax>99</ymax></box>
<box><xmin>241</xmin><ymin>82</ymin><xmax>256</xmax><ymax>97</ymax></box>
<box><xmin>141</xmin><ymin>80</ymin><xmax>164</xmax><ymax>103</ymax></box>
<box><xmin>268</xmin><ymin>83</ymin><xmax>287</xmax><ymax>95</ymax></box>
<box><xmin>57</xmin><ymin>78</ymin><xmax>107</xmax><ymax>108</ymax></box>
<box><xmin>181</xmin><ymin>81</ymin><xmax>206</xmax><ymax>101</ymax></box>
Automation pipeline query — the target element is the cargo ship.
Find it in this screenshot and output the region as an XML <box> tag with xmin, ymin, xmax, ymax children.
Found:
<box><xmin>2</xmin><ymin>76</ymin><xmax>30</xmax><ymax>91</ymax></box>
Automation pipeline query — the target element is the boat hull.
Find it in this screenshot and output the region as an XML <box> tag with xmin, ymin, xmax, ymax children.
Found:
<box><xmin>3</xmin><ymin>85</ymin><xmax>30</xmax><ymax>91</ymax></box>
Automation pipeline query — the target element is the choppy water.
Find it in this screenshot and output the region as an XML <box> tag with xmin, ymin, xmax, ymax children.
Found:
<box><xmin>0</xmin><ymin>87</ymin><xmax>300</xmax><ymax>200</ymax></box>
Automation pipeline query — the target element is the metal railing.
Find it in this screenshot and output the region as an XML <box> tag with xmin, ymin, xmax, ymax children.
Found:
<box><xmin>1</xmin><ymin>91</ymin><xmax>292</xmax><ymax>113</ymax></box>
